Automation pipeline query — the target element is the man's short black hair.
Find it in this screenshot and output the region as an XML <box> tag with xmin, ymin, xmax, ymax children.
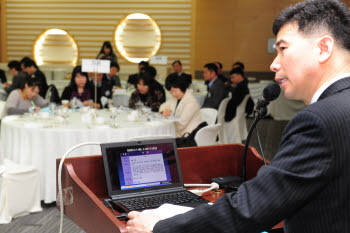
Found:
<box><xmin>20</xmin><ymin>56</ymin><xmax>38</xmax><ymax>68</ymax></box>
<box><xmin>8</xmin><ymin>60</ymin><xmax>21</xmax><ymax>72</ymax></box>
<box><xmin>139</xmin><ymin>61</ymin><xmax>149</xmax><ymax>67</ymax></box>
<box><xmin>172</xmin><ymin>60</ymin><xmax>182</xmax><ymax>66</ymax></box>
<box><xmin>229</xmin><ymin>67</ymin><xmax>245</xmax><ymax>79</ymax></box>
<box><xmin>273</xmin><ymin>0</ymin><xmax>350</xmax><ymax>51</ymax></box>
<box><xmin>204</xmin><ymin>63</ymin><xmax>218</xmax><ymax>75</ymax></box>
<box><xmin>22</xmin><ymin>58</ymin><xmax>37</xmax><ymax>68</ymax></box>
<box><xmin>233</xmin><ymin>61</ymin><xmax>245</xmax><ymax>71</ymax></box>
<box><xmin>110</xmin><ymin>62</ymin><xmax>120</xmax><ymax>70</ymax></box>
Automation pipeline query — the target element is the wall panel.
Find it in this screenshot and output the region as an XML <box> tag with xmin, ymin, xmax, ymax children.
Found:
<box><xmin>5</xmin><ymin>0</ymin><xmax>192</xmax><ymax>73</ymax></box>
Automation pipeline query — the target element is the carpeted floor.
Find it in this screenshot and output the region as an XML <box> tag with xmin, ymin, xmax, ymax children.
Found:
<box><xmin>0</xmin><ymin>204</ymin><xmax>84</xmax><ymax>233</ymax></box>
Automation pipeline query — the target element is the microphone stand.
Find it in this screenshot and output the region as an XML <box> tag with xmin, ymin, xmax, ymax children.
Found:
<box><xmin>241</xmin><ymin>104</ymin><xmax>268</xmax><ymax>182</ymax></box>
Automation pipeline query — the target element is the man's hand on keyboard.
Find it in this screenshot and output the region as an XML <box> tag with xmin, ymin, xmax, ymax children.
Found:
<box><xmin>127</xmin><ymin>211</ymin><xmax>161</xmax><ymax>233</ymax></box>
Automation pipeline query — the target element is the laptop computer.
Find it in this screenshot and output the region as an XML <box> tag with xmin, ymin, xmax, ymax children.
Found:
<box><xmin>101</xmin><ymin>138</ymin><xmax>208</xmax><ymax>213</ymax></box>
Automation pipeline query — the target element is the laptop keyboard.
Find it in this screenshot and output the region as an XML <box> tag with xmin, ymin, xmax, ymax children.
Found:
<box><xmin>115</xmin><ymin>191</ymin><xmax>209</xmax><ymax>211</ymax></box>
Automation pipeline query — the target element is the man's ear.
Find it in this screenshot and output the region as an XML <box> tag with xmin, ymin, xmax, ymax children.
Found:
<box><xmin>317</xmin><ymin>35</ymin><xmax>334</xmax><ymax>63</ymax></box>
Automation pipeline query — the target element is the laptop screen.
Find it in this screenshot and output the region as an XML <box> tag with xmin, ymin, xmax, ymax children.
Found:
<box><xmin>119</xmin><ymin>149</ymin><xmax>172</xmax><ymax>190</ymax></box>
<box><xmin>101</xmin><ymin>139</ymin><xmax>183</xmax><ymax>197</ymax></box>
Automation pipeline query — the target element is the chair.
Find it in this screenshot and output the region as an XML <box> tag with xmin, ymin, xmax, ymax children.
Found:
<box><xmin>216</xmin><ymin>96</ymin><xmax>231</xmax><ymax>143</ymax></box>
<box><xmin>216</xmin><ymin>96</ymin><xmax>231</xmax><ymax>125</ymax></box>
<box><xmin>0</xmin><ymin>159</ymin><xmax>42</xmax><ymax>224</ymax></box>
<box><xmin>200</xmin><ymin>108</ymin><xmax>218</xmax><ymax>125</ymax></box>
<box><xmin>45</xmin><ymin>84</ymin><xmax>61</xmax><ymax>104</ymax></box>
<box><xmin>220</xmin><ymin>95</ymin><xmax>250</xmax><ymax>144</ymax></box>
<box><xmin>0</xmin><ymin>100</ymin><xmax>6</xmax><ymax>120</ymax></box>
<box><xmin>194</xmin><ymin>123</ymin><xmax>221</xmax><ymax>146</ymax></box>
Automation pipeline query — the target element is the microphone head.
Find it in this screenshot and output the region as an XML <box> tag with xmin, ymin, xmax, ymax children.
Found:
<box><xmin>263</xmin><ymin>83</ymin><xmax>281</xmax><ymax>102</ymax></box>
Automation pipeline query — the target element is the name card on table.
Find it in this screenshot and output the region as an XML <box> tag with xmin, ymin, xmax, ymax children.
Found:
<box><xmin>150</xmin><ymin>56</ymin><xmax>168</xmax><ymax>65</ymax></box>
<box><xmin>82</xmin><ymin>59</ymin><xmax>110</xmax><ymax>73</ymax></box>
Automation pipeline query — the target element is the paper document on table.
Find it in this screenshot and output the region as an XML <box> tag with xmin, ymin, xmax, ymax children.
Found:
<box><xmin>142</xmin><ymin>204</ymin><xmax>193</xmax><ymax>220</ymax></box>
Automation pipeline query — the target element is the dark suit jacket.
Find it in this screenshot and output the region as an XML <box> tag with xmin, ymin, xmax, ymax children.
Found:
<box><xmin>218</xmin><ymin>73</ymin><xmax>228</xmax><ymax>83</ymax></box>
<box><xmin>127</xmin><ymin>73</ymin><xmax>139</xmax><ymax>88</ymax></box>
<box><xmin>202</xmin><ymin>78</ymin><xmax>228</xmax><ymax>109</ymax></box>
<box><xmin>31</xmin><ymin>69</ymin><xmax>48</xmax><ymax>98</ymax></box>
<box><xmin>154</xmin><ymin>77</ymin><xmax>350</xmax><ymax>233</ymax></box>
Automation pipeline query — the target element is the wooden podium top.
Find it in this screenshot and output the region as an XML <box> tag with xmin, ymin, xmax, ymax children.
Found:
<box><xmin>56</xmin><ymin>144</ymin><xmax>282</xmax><ymax>233</ymax></box>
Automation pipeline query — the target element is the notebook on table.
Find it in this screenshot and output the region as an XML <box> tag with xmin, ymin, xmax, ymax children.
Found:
<box><xmin>101</xmin><ymin>138</ymin><xmax>208</xmax><ymax>213</ymax></box>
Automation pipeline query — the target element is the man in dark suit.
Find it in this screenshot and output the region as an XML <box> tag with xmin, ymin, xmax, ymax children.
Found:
<box><xmin>225</xmin><ymin>67</ymin><xmax>254</xmax><ymax>122</ymax></box>
<box><xmin>201</xmin><ymin>63</ymin><xmax>228</xmax><ymax>109</ymax></box>
<box><xmin>127</xmin><ymin>1</ymin><xmax>350</xmax><ymax>232</ymax></box>
<box><xmin>22</xmin><ymin>58</ymin><xmax>48</xmax><ymax>98</ymax></box>
<box><xmin>165</xmin><ymin>60</ymin><xmax>192</xmax><ymax>91</ymax></box>
<box><xmin>127</xmin><ymin>61</ymin><xmax>149</xmax><ymax>88</ymax></box>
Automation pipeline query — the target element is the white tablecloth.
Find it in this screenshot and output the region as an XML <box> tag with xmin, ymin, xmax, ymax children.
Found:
<box><xmin>0</xmin><ymin>110</ymin><xmax>176</xmax><ymax>203</ymax></box>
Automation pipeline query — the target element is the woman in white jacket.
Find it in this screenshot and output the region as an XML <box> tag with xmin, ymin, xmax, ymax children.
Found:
<box><xmin>159</xmin><ymin>77</ymin><xmax>202</xmax><ymax>137</ymax></box>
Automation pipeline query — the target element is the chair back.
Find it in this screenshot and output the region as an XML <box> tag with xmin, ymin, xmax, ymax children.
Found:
<box><xmin>0</xmin><ymin>100</ymin><xmax>6</xmax><ymax>120</ymax></box>
<box><xmin>200</xmin><ymin>108</ymin><xmax>218</xmax><ymax>125</ymax></box>
<box><xmin>217</xmin><ymin>96</ymin><xmax>231</xmax><ymax>125</ymax></box>
<box><xmin>194</xmin><ymin>123</ymin><xmax>221</xmax><ymax>146</ymax></box>
<box><xmin>220</xmin><ymin>95</ymin><xmax>250</xmax><ymax>144</ymax></box>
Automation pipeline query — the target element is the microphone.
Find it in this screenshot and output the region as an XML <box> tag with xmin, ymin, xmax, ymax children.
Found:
<box><xmin>255</xmin><ymin>83</ymin><xmax>281</xmax><ymax>117</ymax></box>
<box><xmin>240</xmin><ymin>83</ymin><xmax>281</xmax><ymax>183</ymax></box>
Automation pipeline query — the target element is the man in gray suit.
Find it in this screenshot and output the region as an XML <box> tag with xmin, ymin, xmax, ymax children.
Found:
<box><xmin>127</xmin><ymin>0</ymin><xmax>350</xmax><ymax>232</ymax></box>
<box><xmin>201</xmin><ymin>63</ymin><xmax>228</xmax><ymax>109</ymax></box>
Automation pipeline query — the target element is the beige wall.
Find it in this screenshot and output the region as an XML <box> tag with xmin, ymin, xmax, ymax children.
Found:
<box><xmin>1</xmin><ymin>0</ymin><xmax>193</xmax><ymax>74</ymax></box>
<box><xmin>194</xmin><ymin>0</ymin><xmax>305</xmax><ymax>72</ymax></box>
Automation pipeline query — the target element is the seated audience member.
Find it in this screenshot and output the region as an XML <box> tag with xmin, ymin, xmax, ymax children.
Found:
<box><xmin>5</xmin><ymin>60</ymin><xmax>26</xmax><ymax>95</ymax></box>
<box><xmin>215</xmin><ymin>61</ymin><xmax>228</xmax><ymax>83</ymax></box>
<box><xmin>165</xmin><ymin>60</ymin><xmax>192</xmax><ymax>91</ymax></box>
<box><xmin>22</xmin><ymin>58</ymin><xmax>48</xmax><ymax>98</ymax></box>
<box><xmin>143</xmin><ymin>65</ymin><xmax>166</xmax><ymax>103</ymax></box>
<box><xmin>224</xmin><ymin>68</ymin><xmax>254</xmax><ymax>122</ymax></box>
<box><xmin>202</xmin><ymin>63</ymin><xmax>228</xmax><ymax>109</ymax></box>
<box><xmin>129</xmin><ymin>73</ymin><xmax>165</xmax><ymax>112</ymax></box>
<box><xmin>5</xmin><ymin>77</ymin><xmax>48</xmax><ymax>115</ymax></box>
<box><xmin>92</xmin><ymin>62</ymin><xmax>122</xmax><ymax>107</ymax></box>
<box><xmin>160</xmin><ymin>77</ymin><xmax>202</xmax><ymax>137</ymax></box>
<box><xmin>103</xmin><ymin>62</ymin><xmax>121</xmax><ymax>90</ymax></box>
<box><xmin>96</xmin><ymin>41</ymin><xmax>118</xmax><ymax>63</ymax></box>
<box><xmin>90</xmin><ymin>71</ymin><xmax>117</xmax><ymax>109</ymax></box>
<box><xmin>232</xmin><ymin>61</ymin><xmax>245</xmax><ymax>71</ymax></box>
<box><xmin>20</xmin><ymin>56</ymin><xmax>37</xmax><ymax>70</ymax></box>
<box><xmin>128</xmin><ymin>61</ymin><xmax>149</xmax><ymax>87</ymax></box>
<box><xmin>61</xmin><ymin>66</ymin><xmax>97</xmax><ymax>108</ymax></box>
<box><xmin>0</xmin><ymin>69</ymin><xmax>8</xmax><ymax>89</ymax></box>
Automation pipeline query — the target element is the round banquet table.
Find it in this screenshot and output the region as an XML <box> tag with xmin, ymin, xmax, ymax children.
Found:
<box><xmin>0</xmin><ymin>109</ymin><xmax>176</xmax><ymax>203</ymax></box>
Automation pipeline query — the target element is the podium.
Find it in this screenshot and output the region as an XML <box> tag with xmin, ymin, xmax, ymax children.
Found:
<box><xmin>56</xmin><ymin>144</ymin><xmax>283</xmax><ymax>233</ymax></box>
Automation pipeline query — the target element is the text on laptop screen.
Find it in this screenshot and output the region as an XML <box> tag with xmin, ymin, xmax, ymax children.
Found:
<box><xmin>105</xmin><ymin>142</ymin><xmax>180</xmax><ymax>192</ymax></box>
